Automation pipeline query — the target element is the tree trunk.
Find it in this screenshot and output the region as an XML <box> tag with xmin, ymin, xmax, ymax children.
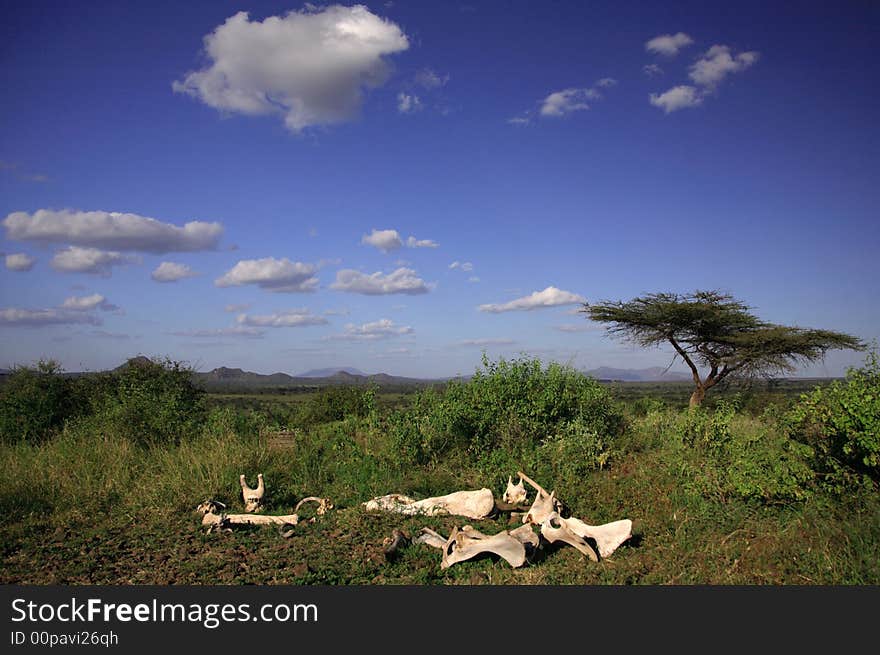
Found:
<box><xmin>689</xmin><ymin>385</ymin><xmax>706</xmax><ymax>409</ymax></box>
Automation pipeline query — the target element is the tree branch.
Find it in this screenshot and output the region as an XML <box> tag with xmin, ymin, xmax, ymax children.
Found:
<box><xmin>669</xmin><ymin>336</ymin><xmax>702</xmax><ymax>387</ymax></box>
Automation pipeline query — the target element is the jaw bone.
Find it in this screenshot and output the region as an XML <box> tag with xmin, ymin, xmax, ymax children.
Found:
<box><xmin>196</xmin><ymin>496</ymin><xmax>332</xmax><ymax>535</ymax></box>
<box><xmin>502</xmin><ymin>475</ymin><xmax>528</xmax><ymax>505</ymax></box>
<box><xmin>240</xmin><ymin>473</ymin><xmax>265</xmax><ymax>513</ymax></box>
<box><xmin>363</xmin><ymin>488</ymin><xmax>495</xmax><ymax>520</ymax></box>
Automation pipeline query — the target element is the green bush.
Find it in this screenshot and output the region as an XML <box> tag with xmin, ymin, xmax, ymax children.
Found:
<box><xmin>0</xmin><ymin>360</ymin><xmax>86</xmax><ymax>444</ymax></box>
<box><xmin>296</xmin><ymin>385</ymin><xmax>377</xmax><ymax>427</ymax></box>
<box><xmin>785</xmin><ymin>351</ymin><xmax>880</xmax><ymax>492</ymax></box>
<box><xmin>387</xmin><ymin>355</ymin><xmax>624</xmax><ymax>465</ymax></box>
<box><xmin>92</xmin><ymin>357</ymin><xmax>206</xmax><ymax>447</ymax></box>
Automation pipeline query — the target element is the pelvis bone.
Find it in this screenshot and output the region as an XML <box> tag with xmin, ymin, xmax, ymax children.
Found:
<box><xmin>240</xmin><ymin>473</ymin><xmax>265</xmax><ymax>512</ymax></box>
<box><xmin>518</xmin><ymin>470</ymin><xmax>633</xmax><ymax>559</ymax></box>
<box><xmin>416</xmin><ymin>524</ymin><xmax>538</xmax><ymax>569</ymax></box>
<box><xmin>363</xmin><ymin>488</ymin><xmax>495</xmax><ymax>520</ymax></box>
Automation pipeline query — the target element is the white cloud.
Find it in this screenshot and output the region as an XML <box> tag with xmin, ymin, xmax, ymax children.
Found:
<box><xmin>540</xmin><ymin>88</ymin><xmax>597</xmax><ymax>117</ymax></box>
<box><xmin>169</xmin><ymin>326</ymin><xmax>265</xmax><ymax>338</ymax></box>
<box><xmin>468</xmin><ymin>276</ymin><xmax>480</xmax><ymax>283</ymax></box>
<box><xmin>397</xmin><ymin>92</ymin><xmax>422</xmax><ymax>113</ymax></box>
<box><xmin>215</xmin><ymin>257</ymin><xmax>319</xmax><ymax>292</ymax></box>
<box><xmin>330</xmin><ymin>267</ymin><xmax>432</xmax><ymax>295</ymax></box>
<box><xmin>643</xmin><ymin>63</ymin><xmax>664</xmax><ymax>77</ymax></box>
<box><xmin>406</xmin><ymin>235</ymin><xmax>438</xmax><ymax>248</ymax></box>
<box><xmin>90</xmin><ymin>330</ymin><xmax>132</xmax><ymax>340</ymax></box>
<box><xmin>507</xmin><ymin>115</ymin><xmax>531</xmax><ymax>125</ymax></box>
<box><xmin>151</xmin><ymin>261</ymin><xmax>198</xmax><ymax>283</ymax></box>
<box><xmin>688</xmin><ymin>45</ymin><xmax>760</xmax><ymax>88</ymax></box>
<box><xmin>329</xmin><ymin>318</ymin><xmax>413</xmax><ymax>340</ymax></box>
<box><xmin>5</xmin><ymin>253</ymin><xmax>35</xmax><ymax>271</ymax></box>
<box><xmin>645</xmin><ymin>32</ymin><xmax>694</xmax><ymax>57</ymax></box>
<box><xmin>479</xmin><ymin>286</ymin><xmax>586</xmax><ymax>313</ymax></box>
<box><xmin>172</xmin><ymin>6</ymin><xmax>410</xmax><ymax>133</ymax></box>
<box><xmin>224</xmin><ymin>303</ymin><xmax>251</xmax><ymax>313</ymax></box>
<box><xmin>0</xmin><ymin>307</ymin><xmax>102</xmax><ymax>327</ymax></box>
<box><xmin>362</xmin><ymin>228</ymin><xmax>403</xmax><ymax>252</ymax></box>
<box><xmin>236</xmin><ymin>309</ymin><xmax>328</xmax><ymax>327</ymax></box>
<box><xmin>649</xmin><ymin>85</ymin><xmax>704</xmax><ymax>113</ymax></box>
<box><xmin>449</xmin><ymin>261</ymin><xmax>473</xmax><ymax>272</ymax></box>
<box><xmin>51</xmin><ymin>246</ymin><xmax>138</xmax><ymax>276</ymax></box>
<box><xmin>554</xmin><ymin>323</ymin><xmax>597</xmax><ymax>333</ymax></box>
<box><xmin>415</xmin><ymin>68</ymin><xmax>449</xmax><ymax>89</ymax></box>
<box><xmin>60</xmin><ymin>294</ymin><xmax>118</xmax><ymax>312</ymax></box>
<box><xmin>457</xmin><ymin>338</ymin><xmax>515</xmax><ymax>347</ymax></box>
<box><xmin>596</xmin><ymin>77</ymin><xmax>617</xmax><ymax>88</ymax></box>
<box><xmin>3</xmin><ymin>209</ymin><xmax>223</xmax><ymax>253</ymax></box>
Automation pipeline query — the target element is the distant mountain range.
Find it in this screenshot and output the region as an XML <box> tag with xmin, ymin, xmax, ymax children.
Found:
<box><xmin>0</xmin><ymin>358</ymin><xmax>694</xmax><ymax>388</ymax></box>
<box><xmin>582</xmin><ymin>366</ymin><xmax>692</xmax><ymax>382</ymax></box>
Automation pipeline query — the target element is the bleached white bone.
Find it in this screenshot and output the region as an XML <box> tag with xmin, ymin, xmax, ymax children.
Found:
<box><xmin>363</xmin><ymin>488</ymin><xmax>495</xmax><ymax>520</ymax></box>
<box><xmin>196</xmin><ymin>496</ymin><xmax>332</xmax><ymax>534</ymax></box>
<box><xmin>441</xmin><ymin>525</ymin><xmax>527</xmax><ymax>569</ymax></box>
<box><xmin>560</xmin><ymin>516</ymin><xmax>633</xmax><ymax>558</ymax></box>
<box><xmin>540</xmin><ymin>511</ymin><xmax>599</xmax><ymax>561</ymax></box>
<box><xmin>507</xmin><ymin>523</ymin><xmax>540</xmax><ymax>550</ymax></box>
<box><xmin>518</xmin><ymin>471</ymin><xmax>562</xmax><ymax>525</ymax></box>
<box><xmin>239</xmin><ymin>473</ymin><xmax>265</xmax><ymax>513</ymax></box>
<box><xmin>503</xmin><ymin>475</ymin><xmax>528</xmax><ymax>505</ymax></box>
<box><xmin>415</xmin><ymin>527</ymin><xmax>448</xmax><ymax>549</ymax></box>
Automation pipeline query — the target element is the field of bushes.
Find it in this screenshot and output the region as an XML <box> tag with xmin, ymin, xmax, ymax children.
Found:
<box><xmin>0</xmin><ymin>353</ymin><xmax>877</xmax><ymax>585</ymax></box>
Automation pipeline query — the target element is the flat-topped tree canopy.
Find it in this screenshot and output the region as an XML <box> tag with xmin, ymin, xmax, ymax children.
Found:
<box><xmin>582</xmin><ymin>290</ymin><xmax>865</xmax><ymax>407</ymax></box>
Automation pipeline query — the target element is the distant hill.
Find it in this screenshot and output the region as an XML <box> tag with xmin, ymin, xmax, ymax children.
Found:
<box><xmin>297</xmin><ymin>367</ymin><xmax>367</xmax><ymax>378</ymax></box>
<box><xmin>583</xmin><ymin>366</ymin><xmax>692</xmax><ymax>382</ymax></box>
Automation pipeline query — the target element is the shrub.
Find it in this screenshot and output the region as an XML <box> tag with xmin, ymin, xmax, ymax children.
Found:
<box><xmin>296</xmin><ymin>385</ymin><xmax>377</xmax><ymax>427</ymax></box>
<box><xmin>0</xmin><ymin>360</ymin><xmax>85</xmax><ymax>444</ymax></box>
<box><xmin>387</xmin><ymin>354</ymin><xmax>624</xmax><ymax>465</ymax></box>
<box><xmin>93</xmin><ymin>357</ymin><xmax>206</xmax><ymax>447</ymax></box>
<box><xmin>784</xmin><ymin>350</ymin><xmax>880</xmax><ymax>492</ymax></box>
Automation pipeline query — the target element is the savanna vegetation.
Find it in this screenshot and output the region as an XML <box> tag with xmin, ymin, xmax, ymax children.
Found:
<box><xmin>0</xmin><ymin>351</ymin><xmax>877</xmax><ymax>585</ymax></box>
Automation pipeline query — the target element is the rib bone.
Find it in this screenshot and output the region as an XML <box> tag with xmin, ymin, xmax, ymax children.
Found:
<box><xmin>363</xmin><ymin>488</ymin><xmax>495</xmax><ymax>520</ymax></box>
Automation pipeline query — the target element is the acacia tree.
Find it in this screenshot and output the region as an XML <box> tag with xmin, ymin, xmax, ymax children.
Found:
<box><xmin>582</xmin><ymin>290</ymin><xmax>864</xmax><ymax>408</ymax></box>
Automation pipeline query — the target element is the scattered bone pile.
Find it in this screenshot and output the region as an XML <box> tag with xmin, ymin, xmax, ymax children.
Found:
<box><xmin>195</xmin><ymin>470</ymin><xmax>633</xmax><ymax>569</ymax></box>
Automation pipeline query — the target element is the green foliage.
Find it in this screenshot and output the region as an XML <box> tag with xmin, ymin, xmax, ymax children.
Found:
<box><xmin>535</xmin><ymin>419</ymin><xmax>613</xmax><ymax>491</ymax></box>
<box><xmin>295</xmin><ymin>385</ymin><xmax>377</xmax><ymax>427</ymax></box>
<box><xmin>671</xmin><ymin>401</ymin><xmax>814</xmax><ymax>504</ymax></box>
<box><xmin>0</xmin><ymin>360</ymin><xmax>87</xmax><ymax>444</ymax></box>
<box><xmin>784</xmin><ymin>350</ymin><xmax>880</xmax><ymax>492</ymax></box>
<box><xmin>91</xmin><ymin>357</ymin><xmax>206</xmax><ymax>447</ymax></box>
<box><xmin>387</xmin><ymin>355</ymin><xmax>624</xmax><ymax>465</ymax></box>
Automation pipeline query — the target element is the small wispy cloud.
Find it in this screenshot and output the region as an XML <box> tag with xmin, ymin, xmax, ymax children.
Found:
<box><xmin>235</xmin><ymin>309</ymin><xmax>328</xmax><ymax>328</ymax></box>
<box><xmin>456</xmin><ymin>338</ymin><xmax>515</xmax><ymax>347</ymax></box>
<box><xmin>645</xmin><ymin>32</ymin><xmax>694</xmax><ymax>57</ymax></box>
<box><xmin>215</xmin><ymin>257</ymin><xmax>318</xmax><ymax>293</ymax></box>
<box><xmin>479</xmin><ymin>286</ymin><xmax>586</xmax><ymax>313</ymax></box>
<box><xmin>151</xmin><ymin>261</ymin><xmax>198</xmax><ymax>283</ymax></box>
<box><xmin>5</xmin><ymin>253</ymin><xmax>35</xmax><ymax>271</ymax></box>
<box><xmin>327</xmin><ymin>318</ymin><xmax>414</xmax><ymax>341</ymax></box>
<box><xmin>330</xmin><ymin>267</ymin><xmax>433</xmax><ymax>295</ymax></box>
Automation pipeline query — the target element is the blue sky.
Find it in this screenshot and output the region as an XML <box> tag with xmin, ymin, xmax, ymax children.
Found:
<box><xmin>1</xmin><ymin>0</ymin><xmax>878</xmax><ymax>378</ymax></box>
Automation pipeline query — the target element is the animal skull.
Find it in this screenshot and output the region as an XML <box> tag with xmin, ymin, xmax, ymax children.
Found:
<box><xmin>240</xmin><ymin>473</ymin><xmax>265</xmax><ymax>512</ymax></box>
<box><xmin>503</xmin><ymin>475</ymin><xmax>528</xmax><ymax>505</ymax></box>
<box><xmin>363</xmin><ymin>488</ymin><xmax>495</xmax><ymax>520</ymax></box>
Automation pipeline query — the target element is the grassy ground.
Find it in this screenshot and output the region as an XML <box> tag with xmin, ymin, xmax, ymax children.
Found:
<box><xmin>2</xmin><ymin>409</ymin><xmax>877</xmax><ymax>585</ymax></box>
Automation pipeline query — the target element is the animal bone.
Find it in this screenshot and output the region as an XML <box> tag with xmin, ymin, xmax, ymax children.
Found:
<box><xmin>507</xmin><ymin>523</ymin><xmax>540</xmax><ymax>550</ymax></box>
<box><xmin>363</xmin><ymin>488</ymin><xmax>495</xmax><ymax>520</ymax></box>
<box><xmin>415</xmin><ymin>527</ymin><xmax>448</xmax><ymax>549</ymax></box>
<box><xmin>503</xmin><ymin>475</ymin><xmax>528</xmax><ymax>505</ymax></box>
<box><xmin>196</xmin><ymin>495</ymin><xmax>333</xmax><ymax>535</ymax></box>
<box><xmin>382</xmin><ymin>529</ymin><xmax>410</xmax><ymax>561</ymax></box>
<box><xmin>240</xmin><ymin>473</ymin><xmax>265</xmax><ymax>512</ymax></box>
<box><xmin>540</xmin><ymin>511</ymin><xmax>599</xmax><ymax>561</ymax></box>
<box><xmin>441</xmin><ymin>525</ymin><xmax>527</xmax><ymax>569</ymax></box>
<box><xmin>547</xmin><ymin>515</ymin><xmax>632</xmax><ymax>559</ymax></box>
